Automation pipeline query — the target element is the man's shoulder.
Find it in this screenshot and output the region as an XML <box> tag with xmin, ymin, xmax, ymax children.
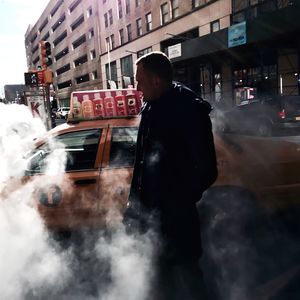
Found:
<box><xmin>171</xmin><ymin>82</ymin><xmax>213</xmax><ymax>115</ymax></box>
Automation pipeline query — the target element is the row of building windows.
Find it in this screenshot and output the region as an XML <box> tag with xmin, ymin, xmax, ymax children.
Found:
<box><xmin>105</xmin><ymin>12</ymin><xmax>152</xmax><ymax>50</ymax></box>
<box><xmin>57</xmin><ymin>70</ymin><xmax>98</xmax><ymax>90</ymax></box>
<box><xmin>104</xmin><ymin>46</ymin><xmax>153</xmax><ymax>89</ymax></box>
<box><xmin>55</xmin><ymin>49</ymin><xmax>96</xmax><ymax>76</ymax></box>
<box><xmin>30</xmin><ymin>1</ymin><xmax>92</xmax><ymax>56</ymax></box>
<box><xmin>32</xmin><ymin>25</ymin><xmax>94</xmax><ymax>68</ymax></box>
<box><xmin>104</xmin><ymin>1</ymin><xmax>178</xmax><ymax>31</ymax></box>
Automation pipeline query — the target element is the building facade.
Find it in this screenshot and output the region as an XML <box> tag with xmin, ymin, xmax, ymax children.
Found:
<box><xmin>4</xmin><ymin>85</ymin><xmax>27</xmax><ymax>104</ymax></box>
<box><xmin>25</xmin><ymin>0</ymin><xmax>102</xmax><ymax>107</ymax></box>
<box><xmin>25</xmin><ymin>0</ymin><xmax>300</xmax><ymax>108</ymax></box>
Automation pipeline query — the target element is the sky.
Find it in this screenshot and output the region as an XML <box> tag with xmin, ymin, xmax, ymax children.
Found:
<box><xmin>0</xmin><ymin>0</ymin><xmax>49</xmax><ymax>97</ymax></box>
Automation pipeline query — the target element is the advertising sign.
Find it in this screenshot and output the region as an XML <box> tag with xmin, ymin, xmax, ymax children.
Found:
<box><xmin>69</xmin><ymin>89</ymin><xmax>143</xmax><ymax>121</ymax></box>
<box><xmin>26</xmin><ymin>94</ymin><xmax>47</xmax><ymax>126</ymax></box>
<box><xmin>228</xmin><ymin>21</ymin><xmax>247</xmax><ymax>48</ymax></box>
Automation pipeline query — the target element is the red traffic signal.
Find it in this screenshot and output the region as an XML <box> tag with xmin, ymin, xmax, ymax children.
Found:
<box><xmin>39</xmin><ymin>41</ymin><xmax>52</xmax><ymax>68</ymax></box>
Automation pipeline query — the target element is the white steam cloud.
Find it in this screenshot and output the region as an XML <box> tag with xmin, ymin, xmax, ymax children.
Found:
<box><xmin>0</xmin><ymin>103</ymin><xmax>157</xmax><ymax>300</ymax></box>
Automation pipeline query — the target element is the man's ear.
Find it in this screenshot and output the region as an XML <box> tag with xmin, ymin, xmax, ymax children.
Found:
<box><xmin>153</xmin><ymin>75</ymin><xmax>161</xmax><ymax>88</ymax></box>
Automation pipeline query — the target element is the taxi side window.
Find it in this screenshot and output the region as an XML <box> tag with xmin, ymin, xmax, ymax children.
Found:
<box><xmin>58</xmin><ymin>129</ymin><xmax>102</xmax><ymax>171</ymax></box>
<box><xmin>109</xmin><ymin>127</ymin><xmax>138</xmax><ymax>168</ymax></box>
<box><xmin>26</xmin><ymin>129</ymin><xmax>102</xmax><ymax>173</ymax></box>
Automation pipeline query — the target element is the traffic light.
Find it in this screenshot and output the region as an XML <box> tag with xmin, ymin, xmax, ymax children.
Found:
<box><xmin>24</xmin><ymin>72</ymin><xmax>38</xmax><ymax>86</ymax></box>
<box><xmin>24</xmin><ymin>70</ymin><xmax>49</xmax><ymax>86</ymax></box>
<box><xmin>39</xmin><ymin>41</ymin><xmax>52</xmax><ymax>68</ymax></box>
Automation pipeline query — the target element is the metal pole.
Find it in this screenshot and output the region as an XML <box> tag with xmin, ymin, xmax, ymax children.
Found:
<box><xmin>44</xmin><ymin>83</ymin><xmax>52</xmax><ymax>130</ymax></box>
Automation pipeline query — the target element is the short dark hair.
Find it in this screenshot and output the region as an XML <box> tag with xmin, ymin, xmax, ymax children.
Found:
<box><xmin>136</xmin><ymin>51</ymin><xmax>173</xmax><ymax>84</ymax></box>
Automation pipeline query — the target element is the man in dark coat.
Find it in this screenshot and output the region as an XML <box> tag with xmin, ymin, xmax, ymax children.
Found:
<box><xmin>126</xmin><ymin>51</ymin><xmax>218</xmax><ymax>299</ymax></box>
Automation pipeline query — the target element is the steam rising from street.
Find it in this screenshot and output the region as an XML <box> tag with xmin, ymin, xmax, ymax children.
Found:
<box><xmin>0</xmin><ymin>103</ymin><xmax>298</xmax><ymax>299</ymax></box>
<box><xmin>0</xmin><ymin>103</ymin><xmax>156</xmax><ymax>300</ymax></box>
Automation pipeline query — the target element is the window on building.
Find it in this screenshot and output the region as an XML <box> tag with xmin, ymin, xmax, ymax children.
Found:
<box><xmin>50</xmin><ymin>0</ymin><xmax>63</xmax><ymax>17</ymax></box>
<box><xmin>171</xmin><ymin>0</ymin><xmax>179</xmax><ymax>19</ymax></box>
<box><xmin>125</xmin><ymin>0</ymin><xmax>130</xmax><ymax>14</ymax></box>
<box><xmin>53</xmin><ymin>30</ymin><xmax>67</xmax><ymax>46</ymax></box>
<box><xmin>192</xmin><ymin>0</ymin><xmax>211</xmax><ymax>8</ymax></box>
<box><xmin>42</xmin><ymin>32</ymin><xmax>50</xmax><ymax>41</ymax></box>
<box><xmin>89</xmin><ymin>28</ymin><xmax>94</xmax><ymax>39</ymax></box>
<box><xmin>136</xmin><ymin>18</ymin><xmax>142</xmax><ymax>36</ymax></box>
<box><xmin>91</xmin><ymin>70</ymin><xmax>98</xmax><ymax>80</ymax></box>
<box><xmin>117</xmin><ymin>0</ymin><xmax>123</xmax><ymax>18</ymax></box>
<box><xmin>30</xmin><ymin>33</ymin><xmax>37</xmax><ymax>43</ymax></box>
<box><xmin>110</xmin><ymin>34</ymin><xmax>115</xmax><ymax>49</ymax></box>
<box><xmin>108</xmin><ymin>9</ymin><xmax>113</xmax><ymax>25</ymax></box>
<box><xmin>55</xmin><ymin>47</ymin><xmax>69</xmax><ymax>62</ymax></box>
<box><xmin>211</xmin><ymin>20</ymin><xmax>220</xmax><ymax>32</ymax></box>
<box><xmin>146</xmin><ymin>13</ymin><xmax>152</xmax><ymax>32</ymax></box>
<box><xmin>104</xmin><ymin>13</ymin><xmax>108</xmax><ymax>27</ymax></box>
<box><xmin>105</xmin><ymin>37</ymin><xmax>110</xmax><ymax>51</ymax></box>
<box><xmin>70</xmin><ymin>14</ymin><xmax>84</xmax><ymax>32</ymax></box>
<box><xmin>56</xmin><ymin>64</ymin><xmax>71</xmax><ymax>76</ymax></box>
<box><xmin>136</xmin><ymin>0</ymin><xmax>141</xmax><ymax>7</ymax></box>
<box><xmin>52</xmin><ymin>14</ymin><xmax>66</xmax><ymax>32</ymax></box>
<box><xmin>137</xmin><ymin>46</ymin><xmax>152</xmax><ymax>58</ymax></box>
<box><xmin>69</xmin><ymin>0</ymin><xmax>82</xmax><ymax>14</ymax></box>
<box><xmin>72</xmin><ymin>34</ymin><xmax>86</xmax><ymax>49</ymax></box>
<box><xmin>74</xmin><ymin>54</ymin><xmax>88</xmax><ymax>67</ymax></box>
<box><xmin>39</xmin><ymin>18</ymin><xmax>48</xmax><ymax>33</ymax></box>
<box><xmin>127</xmin><ymin>24</ymin><xmax>132</xmax><ymax>41</ymax></box>
<box><xmin>120</xmin><ymin>55</ymin><xmax>133</xmax><ymax>78</ymax></box>
<box><xmin>90</xmin><ymin>49</ymin><xmax>96</xmax><ymax>60</ymax></box>
<box><xmin>161</xmin><ymin>3</ymin><xmax>169</xmax><ymax>25</ymax></box>
<box><xmin>105</xmin><ymin>61</ymin><xmax>118</xmax><ymax>87</ymax></box>
<box><xmin>32</xmin><ymin>45</ymin><xmax>38</xmax><ymax>55</ymax></box>
<box><xmin>119</xmin><ymin>28</ymin><xmax>125</xmax><ymax>45</ymax></box>
<box><xmin>193</xmin><ymin>0</ymin><xmax>200</xmax><ymax>8</ymax></box>
<box><xmin>87</xmin><ymin>7</ymin><xmax>93</xmax><ymax>18</ymax></box>
<box><xmin>76</xmin><ymin>73</ymin><xmax>90</xmax><ymax>84</ymax></box>
<box><xmin>57</xmin><ymin>80</ymin><xmax>72</xmax><ymax>90</ymax></box>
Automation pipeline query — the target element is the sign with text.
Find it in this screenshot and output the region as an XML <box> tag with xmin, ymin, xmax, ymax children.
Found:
<box><xmin>168</xmin><ymin>43</ymin><xmax>182</xmax><ymax>59</ymax></box>
<box><xmin>26</xmin><ymin>94</ymin><xmax>47</xmax><ymax>126</ymax></box>
<box><xmin>228</xmin><ymin>21</ymin><xmax>246</xmax><ymax>48</ymax></box>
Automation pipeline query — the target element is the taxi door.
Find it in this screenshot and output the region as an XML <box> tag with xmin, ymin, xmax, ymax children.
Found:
<box><xmin>24</xmin><ymin>126</ymin><xmax>108</xmax><ymax>230</ymax></box>
<box><xmin>98</xmin><ymin>122</ymin><xmax>139</xmax><ymax>226</ymax></box>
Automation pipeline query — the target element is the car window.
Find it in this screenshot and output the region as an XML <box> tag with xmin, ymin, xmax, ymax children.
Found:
<box><xmin>26</xmin><ymin>129</ymin><xmax>102</xmax><ymax>173</ymax></box>
<box><xmin>109</xmin><ymin>127</ymin><xmax>138</xmax><ymax>168</ymax></box>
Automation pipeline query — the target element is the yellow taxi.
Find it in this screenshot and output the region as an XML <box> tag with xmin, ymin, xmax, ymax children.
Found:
<box><xmin>16</xmin><ymin>115</ymin><xmax>300</xmax><ymax>231</ymax></box>
<box><xmin>7</xmin><ymin>87</ymin><xmax>299</xmax><ymax>231</ymax></box>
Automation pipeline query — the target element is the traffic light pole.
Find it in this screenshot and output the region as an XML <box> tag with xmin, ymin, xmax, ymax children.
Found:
<box><xmin>43</xmin><ymin>83</ymin><xmax>52</xmax><ymax>130</ymax></box>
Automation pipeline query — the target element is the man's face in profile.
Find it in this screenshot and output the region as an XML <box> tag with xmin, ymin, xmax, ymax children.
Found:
<box><xmin>135</xmin><ymin>63</ymin><xmax>159</xmax><ymax>102</ymax></box>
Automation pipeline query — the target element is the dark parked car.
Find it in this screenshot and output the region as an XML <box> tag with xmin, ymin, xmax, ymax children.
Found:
<box><xmin>217</xmin><ymin>96</ymin><xmax>300</xmax><ymax>136</ymax></box>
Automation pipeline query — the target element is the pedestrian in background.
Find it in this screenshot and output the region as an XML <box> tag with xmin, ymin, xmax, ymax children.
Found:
<box><xmin>125</xmin><ymin>51</ymin><xmax>218</xmax><ymax>299</ymax></box>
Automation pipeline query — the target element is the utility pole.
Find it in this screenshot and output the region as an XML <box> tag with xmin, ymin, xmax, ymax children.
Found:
<box><xmin>24</xmin><ymin>40</ymin><xmax>53</xmax><ymax>130</ymax></box>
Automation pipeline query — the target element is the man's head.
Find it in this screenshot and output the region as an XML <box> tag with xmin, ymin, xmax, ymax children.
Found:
<box><xmin>135</xmin><ymin>51</ymin><xmax>173</xmax><ymax>102</ymax></box>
